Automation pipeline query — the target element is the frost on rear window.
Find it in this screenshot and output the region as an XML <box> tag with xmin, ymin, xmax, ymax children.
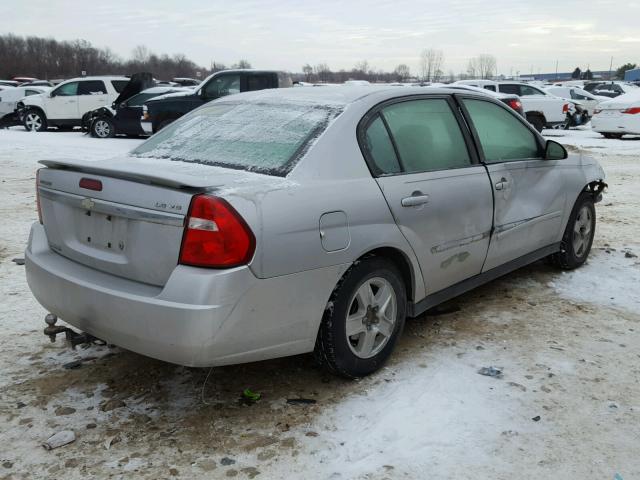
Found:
<box><xmin>131</xmin><ymin>101</ymin><xmax>343</xmax><ymax>176</ymax></box>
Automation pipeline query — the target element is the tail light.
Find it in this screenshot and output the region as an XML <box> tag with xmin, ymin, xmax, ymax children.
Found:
<box><xmin>622</xmin><ymin>107</ymin><xmax>640</xmax><ymax>114</ymax></box>
<box><xmin>507</xmin><ymin>99</ymin><xmax>522</xmax><ymax>111</ymax></box>
<box><xmin>179</xmin><ymin>194</ymin><xmax>255</xmax><ymax>268</ymax></box>
<box><xmin>562</xmin><ymin>103</ymin><xmax>569</xmax><ymax>113</ymax></box>
<box><xmin>36</xmin><ymin>168</ymin><xmax>43</xmax><ymax>224</ymax></box>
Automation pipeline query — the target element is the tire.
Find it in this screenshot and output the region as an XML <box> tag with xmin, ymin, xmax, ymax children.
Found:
<box><xmin>602</xmin><ymin>133</ymin><xmax>623</xmax><ymax>139</ymax></box>
<box><xmin>526</xmin><ymin>113</ymin><xmax>545</xmax><ymax>133</ymax></box>
<box><xmin>91</xmin><ymin>118</ymin><xmax>115</xmax><ymax>138</ymax></box>
<box><xmin>314</xmin><ymin>257</ymin><xmax>406</xmax><ymax>378</ymax></box>
<box><xmin>23</xmin><ymin>109</ymin><xmax>47</xmax><ymax>132</ymax></box>
<box><xmin>549</xmin><ymin>192</ymin><xmax>596</xmax><ymax>270</ymax></box>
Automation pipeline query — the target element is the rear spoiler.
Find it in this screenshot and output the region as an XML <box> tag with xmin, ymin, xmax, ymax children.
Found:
<box><xmin>39</xmin><ymin>158</ymin><xmax>218</xmax><ymax>190</ymax></box>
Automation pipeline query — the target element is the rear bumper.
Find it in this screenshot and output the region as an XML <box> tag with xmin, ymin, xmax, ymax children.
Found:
<box><xmin>25</xmin><ymin>223</ymin><xmax>346</xmax><ymax>367</ymax></box>
<box><xmin>591</xmin><ymin>114</ymin><xmax>640</xmax><ymax>134</ymax></box>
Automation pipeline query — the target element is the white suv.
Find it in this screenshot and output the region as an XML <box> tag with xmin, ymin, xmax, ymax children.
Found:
<box><xmin>455</xmin><ymin>80</ymin><xmax>568</xmax><ymax>131</ymax></box>
<box><xmin>19</xmin><ymin>76</ymin><xmax>129</xmax><ymax>131</ymax></box>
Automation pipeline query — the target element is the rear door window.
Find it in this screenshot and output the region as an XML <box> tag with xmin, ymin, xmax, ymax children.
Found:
<box><xmin>363</xmin><ymin>115</ymin><xmax>401</xmax><ymax>175</ymax></box>
<box><xmin>520</xmin><ymin>85</ymin><xmax>545</xmax><ymax>96</ymax></box>
<box><xmin>462</xmin><ymin>98</ymin><xmax>541</xmax><ymax>162</ymax></box>
<box><xmin>498</xmin><ymin>84</ymin><xmax>520</xmax><ymax>95</ymax></box>
<box><xmin>111</xmin><ymin>80</ymin><xmax>130</xmax><ymax>93</ymax></box>
<box><xmin>483</xmin><ymin>85</ymin><xmax>496</xmax><ymax>91</ymax></box>
<box><xmin>78</xmin><ymin>81</ymin><xmax>107</xmax><ymax>95</ymax></box>
<box><xmin>381</xmin><ymin>99</ymin><xmax>470</xmax><ymax>173</ymax></box>
<box><xmin>246</xmin><ymin>74</ymin><xmax>275</xmax><ymax>91</ymax></box>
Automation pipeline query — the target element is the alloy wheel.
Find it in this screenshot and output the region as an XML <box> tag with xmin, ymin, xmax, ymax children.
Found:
<box><xmin>572</xmin><ymin>205</ymin><xmax>592</xmax><ymax>257</ymax></box>
<box><xmin>94</xmin><ymin>120</ymin><xmax>111</xmax><ymax>138</ymax></box>
<box><xmin>345</xmin><ymin>277</ymin><xmax>397</xmax><ymax>359</ymax></box>
<box><xmin>25</xmin><ymin>113</ymin><xmax>42</xmax><ymax>131</ymax></box>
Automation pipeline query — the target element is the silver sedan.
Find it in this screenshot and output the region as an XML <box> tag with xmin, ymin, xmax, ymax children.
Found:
<box><xmin>26</xmin><ymin>86</ymin><xmax>606</xmax><ymax>378</ymax></box>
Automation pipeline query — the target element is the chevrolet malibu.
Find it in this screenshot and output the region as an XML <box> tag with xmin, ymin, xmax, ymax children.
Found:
<box><xmin>26</xmin><ymin>87</ymin><xmax>606</xmax><ymax>378</ymax></box>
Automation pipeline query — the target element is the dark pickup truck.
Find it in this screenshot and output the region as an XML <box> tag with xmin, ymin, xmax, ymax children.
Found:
<box><xmin>141</xmin><ymin>69</ymin><xmax>292</xmax><ymax>133</ymax></box>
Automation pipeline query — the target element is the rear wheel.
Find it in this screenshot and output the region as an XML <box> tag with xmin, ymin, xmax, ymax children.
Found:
<box><xmin>526</xmin><ymin>113</ymin><xmax>545</xmax><ymax>133</ymax></box>
<box><xmin>549</xmin><ymin>192</ymin><xmax>596</xmax><ymax>270</ymax></box>
<box><xmin>91</xmin><ymin>118</ymin><xmax>115</xmax><ymax>138</ymax></box>
<box><xmin>23</xmin><ymin>109</ymin><xmax>47</xmax><ymax>132</ymax></box>
<box><xmin>602</xmin><ymin>133</ymin><xmax>624</xmax><ymax>139</ymax></box>
<box><xmin>314</xmin><ymin>257</ymin><xmax>406</xmax><ymax>378</ymax></box>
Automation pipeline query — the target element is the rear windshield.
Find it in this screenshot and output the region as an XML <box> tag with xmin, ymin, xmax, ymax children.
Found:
<box><xmin>131</xmin><ymin>101</ymin><xmax>343</xmax><ymax>176</ymax></box>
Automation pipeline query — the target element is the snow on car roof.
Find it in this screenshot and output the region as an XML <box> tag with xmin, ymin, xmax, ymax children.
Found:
<box><xmin>221</xmin><ymin>85</ymin><xmax>484</xmax><ymax>107</ymax></box>
<box><xmin>140</xmin><ymin>86</ymin><xmax>191</xmax><ymax>94</ymax></box>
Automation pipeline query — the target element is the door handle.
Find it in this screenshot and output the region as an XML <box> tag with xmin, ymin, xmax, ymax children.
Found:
<box><xmin>401</xmin><ymin>192</ymin><xmax>430</xmax><ymax>207</ymax></box>
<box><xmin>494</xmin><ymin>178</ymin><xmax>509</xmax><ymax>190</ymax></box>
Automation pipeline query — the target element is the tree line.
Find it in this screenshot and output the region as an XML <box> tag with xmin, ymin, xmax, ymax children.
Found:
<box><xmin>0</xmin><ymin>34</ymin><xmax>250</xmax><ymax>81</ymax></box>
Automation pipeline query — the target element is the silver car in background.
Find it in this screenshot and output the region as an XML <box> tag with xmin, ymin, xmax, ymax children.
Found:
<box><xmin>26</xmin><ymin>87</ymin><xmax>606</xmax><ymax>378</ymax></box>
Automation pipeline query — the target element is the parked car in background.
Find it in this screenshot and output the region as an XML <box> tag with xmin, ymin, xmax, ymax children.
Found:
<box><xmin>0</xmin><ymin>86</ymin><xmax>51</xmax><ymax>127</ymax></box>
<box><xmin>21</xmin><ymin>80</ymin><xmax>54</xmax><ymax>88</ymax></box>
<box><xmin>142</xmin><ymin>69</ymin><xmax>293</xmax><ymax>133</ymax></box>
<box><xmin>26</xmin><ymin>86</ymin><xmax>605</xmax><ymax>378</ymax></box>
<box><xmin>86</xmin><ymin>86</ymin><xmax>190</xmax><ymax>138</ymax></box>
<box><xmin>172</xmin><ymin>77</ymin><xmax>200</xmax><ymax>87</ymax></box>
<box><xmin>13</xmin><ymin>76</ymin><xmax>37</xmax><ymax>84</ymax></box>
<box><xmin>0</xmin><ymin>80</ymin><xmax>20</xmax><ymax>88</ymax></box>
<box><xmin>18</xmin><ymin>76</ymin><xmax>130</xmax><ymax>131</ymax></box>
<box><xmin>591</xmin><ymin>90</ymin><xmax>640</xmax><ymax>138</ymax></box>
<box><xmin>454</xmin><ymin>80</ymin><xmax>567</xmax><ymax>131</ymax></box>
<box><xmin>544</xmin><ymin>86</ymin><xmax>607</xmax><ymax>116</ymax></box>
<box><xmin>440</xmin><ymin>84</ymin><xmax>524</xmax><ymax>116</ymax></box>
<box><xmin>584</xmin><ymin>81</ymin><xmax>638</xmax><ymax>98</ymax></box>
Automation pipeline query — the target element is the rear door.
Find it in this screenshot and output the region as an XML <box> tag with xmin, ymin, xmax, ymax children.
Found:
<box><xmin>78</xmin><ymin>80</ymin><xmax>109</xmax><ymax>116</ymax></box>
<box><xmin>362</xmin><ymin>96</ymin><xmax>494</xmax><ymax>295</ymax></box>
<box><xmin>47</xmin><ymin>81</ymin><xmax>80</xmax><ymax>119</ymax></box>
<box><xmin>243</xmin><ymin>73</ymin><xmax>277</xmax><ymax>92</ymax></box>
<box><xmin>459</xmin><ymin>96</ymin><xmax>567</xmax><ymax>271</ymax></box>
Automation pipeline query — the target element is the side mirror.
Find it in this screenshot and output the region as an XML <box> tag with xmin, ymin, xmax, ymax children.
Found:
<box><xmin>545</xmin><ymin>140</ymin><xmax>567</xmax><ymax>160</ymax></box>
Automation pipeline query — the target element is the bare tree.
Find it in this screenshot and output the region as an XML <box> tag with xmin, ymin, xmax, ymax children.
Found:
<box><xmin>132</xmin><ymin>45</ymin><xmax>150</xmax><ymax>64</ymax></box>
<box><xmin>394</xmin><ymin>64</ymin><xmax>411</xmax><ymax>82</ymax></box>
<box><xmin>232</xmin><ymin>59</ymin><xmax>252</xmax><ymax>69</ymax></box>
<box><xmin>467</xmin><ymin>54</ymin><xmax>496</xmax><ymax>79</ymax></box>
<box><xmin>302</xmin><ymin>64</ymin><xmax>313</xmax><ymax>82</ymax></box>
<box><xmin>315</xmin><ymin>63</ymin><xmax>331</xmax><ymax>82</ymax></box>
<box><xmin>419</xmin><ymin>49</ymin><xmax>444</xmax><ymax>82</ymax></box>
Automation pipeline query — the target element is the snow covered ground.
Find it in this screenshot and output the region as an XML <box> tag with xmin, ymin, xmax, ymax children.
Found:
<box><xmin>0</xmin><ymin>127</ymin><xmax>639</xmax><ymax>479</ymax></box>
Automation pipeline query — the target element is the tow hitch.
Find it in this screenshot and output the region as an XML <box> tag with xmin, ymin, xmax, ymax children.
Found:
<box><xmin>43</xmin><ymin>314</ymin><xmax>104</xmax><ymax>349</ymax></box>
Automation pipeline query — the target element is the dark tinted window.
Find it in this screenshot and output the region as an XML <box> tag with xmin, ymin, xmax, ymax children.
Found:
<box><xmin>247</xmin><ymin>74</ymin><xmax>274</xmax><ymax>91</ymax></box>
<box><xmin>498</xmin><ymin>84</ymin><xmax>520</xmax><ymax>95</ymax></box>
<box><xmin>53</xmin><ymin>82</ymin><xmax>79</xmax><ymax>96</ymax></box>
<box><xmin>202</xmin><ymin>74</ymin><xmax>240</xmax><ymax>99</ymax></box>
<box><xmin>25</xmin><ymin>89</ymin><xmax>40</xmax><ymax>96</ymax></box>
<box><xmin>520</xmin><ymin>85</ymin><xmax>544</xmax><ymax>96</ymax></box>
<box><xmin>78</xmin><ymin>80</ymin><xmax>107</xmax><ymax>95</ymax></box>
<box><xmin>382</xmin><ymin>99</ymin><xmax>470</xmax><ymax>173</ymax></box>
<box><xmin>363</xmin><ymin>115</ymin><xmax>401</xmax><ymax>175</ymax></box>
<box><xmin>111</xmin><ymin>80</ymin><xmax>130</xmax><ymax>93</ymax></box>
<box><xmin>463</xmin><ymin>99</ymin><xmax>540</xmax><ymax>162</ymax></box>
<box><xmin>484</xmin><ymin>85</ymin><xmax>496</xmax><ymax>91</ymax></box>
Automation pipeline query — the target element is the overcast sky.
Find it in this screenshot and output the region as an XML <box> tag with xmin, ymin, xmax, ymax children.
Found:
<box><xmin>5</xmin><ymin>0</ymin><xmax>640</xmax><ymax>75</ymax></box>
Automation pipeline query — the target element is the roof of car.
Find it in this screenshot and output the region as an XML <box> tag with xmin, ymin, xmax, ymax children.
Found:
<box><xmin>219</xmin><ymin>85</ymin><xmax>491</xmax><ymax>106</ymax></box>
<box><xmin>60</xmin><ymin>76</ymin><xmax>129</xmax><ymax>83</ymax></box>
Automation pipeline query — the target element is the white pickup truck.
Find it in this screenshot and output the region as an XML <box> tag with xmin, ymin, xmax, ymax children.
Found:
<box><xmin>455</xmin><ymin>80</ymin><xmax>568</xmax><ymax>131</ymax></box>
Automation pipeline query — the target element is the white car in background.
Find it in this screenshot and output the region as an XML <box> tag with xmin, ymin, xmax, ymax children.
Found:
<box><xmin>544</xmin><ymin>86</ymin><xmax>608</xmax><ymax>116</ymax></box>
<box><xmin>0</xmin><ymin>86</ymin><xmax>50</xmax><ymax>121</ymax></box>
<box><xmin>18</xmin><ymin>76</ymin><xmax>129</xmax><ymax>131</ymax></box>
<box><xmin>454</xmin><ymin>80</ymin><xmax>567</xmax><ymax>131</ymax></box>
<box><xmin>591</xmin><ymin>90</ymin><xmax>640</xmax><ymax>138</ymax></box>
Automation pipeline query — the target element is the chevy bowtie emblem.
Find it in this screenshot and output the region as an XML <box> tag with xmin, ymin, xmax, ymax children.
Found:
<box><xmin>81</xmin><ymin>198</ymin><xmax>95</xmax><ymax>210</ymax></box>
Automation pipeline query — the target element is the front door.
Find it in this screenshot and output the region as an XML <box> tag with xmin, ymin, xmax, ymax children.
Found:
<box><xmin>459</xmin><ymin>96</ymin><xmax>567</xmax><ymax>271</ymax></box>
<box><xmin>361</xmin><ymin>97</ymin><xmax>494</xmax><ymax>296</ymax></box>
<box><xmin>46</xmin><ymin>81</ymin><xmax>79</xmax><ymax>119</ymax></box>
